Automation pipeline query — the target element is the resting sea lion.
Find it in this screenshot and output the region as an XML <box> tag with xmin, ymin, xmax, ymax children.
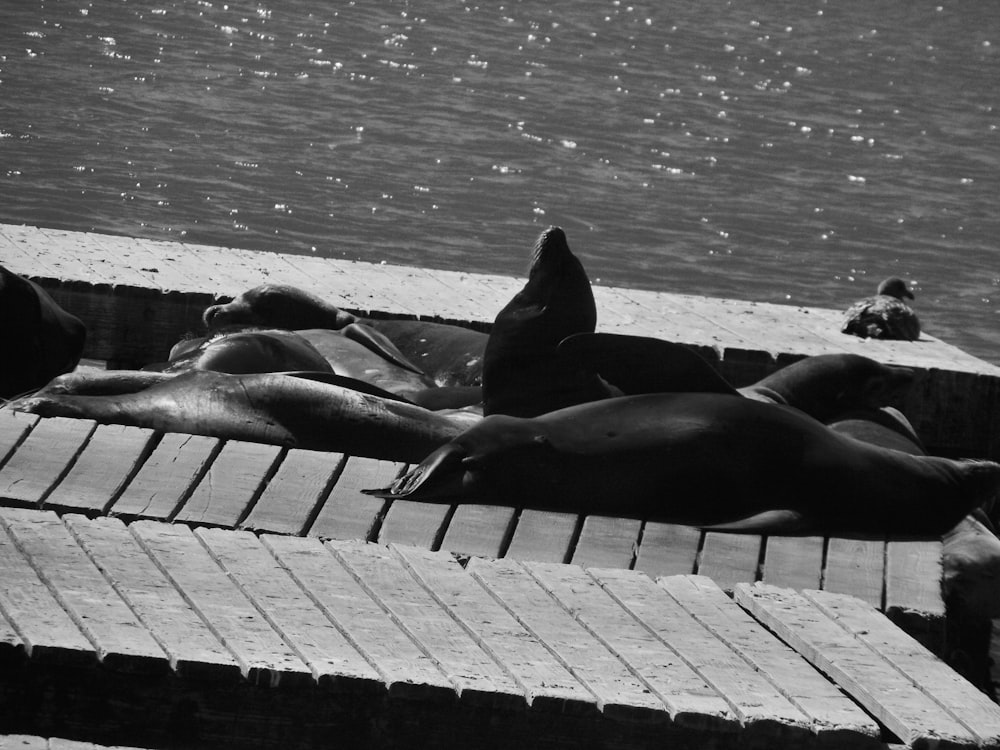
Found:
<box><xmin>203</xmin><ymin>284</ymin><xmax>488</xmax><ymax>387</ymax></box>
<box><xmin>841</xmin><ymin>276</ymin><xmax>921</xmax><ymax>341</ymax></box>
<box><xmin>365</xmin><ymin>392</ymin><xmax>1000</xmax><ymax>539</ymax></box>
<box><xmin>13</xmin><ymin>370</ymin><xmax>480</xmax><ymax>462</ymax></box>
<box><xmin>0</xmin><ymin>264</ymin><xmax>86</xmax><ymax>399</ymax></box>
<box><xmin>148</xmin><ymin>328</ymin><xmax>334</xmax><ymax>375</ymax></box>
<box><xmin>482</xmin><ymin>226</ymin><xmax>607</xmax><ymax>417</ymax></box>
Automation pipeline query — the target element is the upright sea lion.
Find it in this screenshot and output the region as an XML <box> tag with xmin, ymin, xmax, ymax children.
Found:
<box><xmin>482</xmin><ymin>226</ymin><xmax>607</xmax><ymax>417</ymax></box>
<box><xmin>841</xmin><ymin>277</ymin><xmax>921</xmax><ymax>341</ymax></box>
<box><xmin>203</xmin><ymin>283</ymin><xmax>488</xmax><ymax>387</ymax></box>
<box><xmin>13</xmin><ymin>370</ymin><xmax>480</xmax><ymax>462</ymax></box>
<box><xmin>0</xmin><ymin>264</ymin><xmax>86</xmax><ymax>399</ymax></box>
<box><xmin>365</xmin><ymin>392</ymin><xmax>1000</xmax><ymax>539</ymax></box>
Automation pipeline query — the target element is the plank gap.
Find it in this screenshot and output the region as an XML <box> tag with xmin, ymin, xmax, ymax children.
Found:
<box><xmin>165</xmin><ymin>438</ymin><xmax>226</xmax><ymax>523</ymax></box>
<box><xmin>232</xmin><ymin>447</ymin><xmax>290</xmax><ymax>529</ymax></box>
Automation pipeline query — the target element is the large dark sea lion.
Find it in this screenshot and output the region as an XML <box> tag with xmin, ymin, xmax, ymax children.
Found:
<box><xmin>482</xmin><ymin>226</ymin><xmax>607</xmax><ymax>417</ymax></box>
<box><xmin>13</xmin><ymin>370</ymin><xmax>480</xmax><ymax>462</ymax></box>
<box><xmin>841</xmin><ymin>276</ymin><xmax>921</xmax><ymax>341</ymax></box>
<box><xmin>365</xmin><ymin>392</ymin><xmax>1000</xmax><ymax>538</ymax></box>
<box><xmin>1</xmin><ymin>264</ymin><xmax>86</xmax><ymax>399</ymax></box>
<box><xmin>203</xmin><ymin>283</ymin><xmax>488</xmax><ymax>387</ymax></box>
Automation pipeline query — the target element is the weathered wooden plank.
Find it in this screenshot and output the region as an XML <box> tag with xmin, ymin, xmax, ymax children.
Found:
<box><xmin>0</xmin><ymin>519</ymin><xmax>92</xmax><ymax>664</ymax></box>
<box><xmin>174</xmin><ymin>441</ymin><xmax>283</xmax><ymax>528</ymax></box>
<box><xmin>805</xmin><ymin>588</ymin><xmax>1000</xmax><ymax>746</ymax></box>
<box><xmin>42</xmin><ymin>424</ymin><xmax>155</xmax><ymax>514</ymax></box>
<box><xmin>110</xmin><ymin>432</ymin><xmax>220</xmax><ymax>520</ymax></box>
<box><xmin>0</xmin><ymin>417</ymin><xmax>95</xmax><ymax>506</ymax></box>
<box><xmin>439</xmin><ymin>504</ymin><xmax>516</xmax><ymax>559</ymax></box>
<box><xmin>503</xmin><ymin>509</ymin><xmax>578</xmax><ymax>564</ymax></box>
<box><xmin>307</xmin><ymin>457</ymin><xmax>400</xmax><ymax>540</ymax></box>
<box><xmin>526</xmin><ymin>563</ymin><xmax>738</xmax><ymax>732</ymax></box>
<box><xmin>240</xmin><ymin>449</ymin><xmax>344</xmax><ymax>535</ymax></box>
<box><xmin>824</xmin><ymin>537</ymin><xmax>885</xmax><ymax>608</ymax></box>
<box><xmin>570</xmin><ymin>515</ymin><xmax>641</xmax><ymax>569</ymax></box>
<box><xmin>760</xmin><ymin>536</ymin><xmax>825</xmax><ymax>591</ymax></box>
<box><xmin>377</xmin><ymin>500</ymin><xmax>452</xmax><ymax>549</ymax></box>
<box><xmin>656</xmin><ymin>574</ymin><xmax>880</xmax><ymax>741</ymax></box>
<box><xmin>330</xmin><ymin>540</ymin><xmax>522</xmax><ymax>708</ymax></box>
<box><xmin>0</xmin><ymin>508</ymin><xmax>167</xmax><ymax>672</ymax></box>
<box><xmin>261</xmin><ymin>534</ymin><xmax>453</xmax><ymax>699</ymax></box>
<box><xmin>697</xmin><ymin>532</ymin><xmax>761</xmax><ymax>591</ymax></box>
<box><xmin>0</xmin><ymin>410</ymin><xmax>38</xmax><ymax>468</ymax></box>
<box><xmin>196</xmin><ymin>528</ymin><xmax>383</xmax><ymax>691</ymax></box>
<box><xmin>129</xmin><ymin>520</ymin><xmax>312</xmax><ymax>687</ymax></box>
<box><xmin>466</xmin><ymin>557</ymin><xmax>667</xmax><ymax>720</ymax></box>
<box><xmin>0</xmin><ymin>599</ymin><xmax>22</xmax><ymax>658</ymax></box>
<box><xmin>734</xmin><ymin>582</ymin><xmax>975</xmax><ymax>747</ymax></box>
<box><xmin>884</xmin><ymin>539</ymin><xmax>945</xmax><ymax>618</ymax></box>
<box><xmin>633</xmin><ymin>523</ymin><xmax>701</xmax><ymax>577</ymax></box>
<box><xmin>63</xmin><ymin>514</ymin><xmax>240</xmax><ymax>681</ymax></box>
<box><xmin>390</xmin><ymin>544</ymin><xmax>595</xmax><ymax>712</ymax></box>
<box><xmin>0</xmin><ymin>736</ymin><xmax>48</xmax><ymax>750</ymax></box>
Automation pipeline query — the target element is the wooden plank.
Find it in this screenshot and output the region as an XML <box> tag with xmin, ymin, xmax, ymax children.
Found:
<box><xmin>42</xmin><ymin>424</ymin><xmax>155</xmax><ymax>514</ymax></box>
<box><xmin>129</xmin><ymin>520</ymin><xmax>312</xmax><ymax>687</ymax></box>
<box><xmin>195</xmin><ymin>528</ymin><xmax>383</xmax><ymax>692</ymax></box>
<box><xmin>63</xmin><ymin>514</ymin><xmax>240</xmax><ymax>681</ymax></box>
<box><xmin>439</xmin><ymin>504</ymin><xmax>516</xmax><ymax>559</ymax></box>
<box><xmin>824</xmin><ymin>537</ymin><xmax>885</xmax><ymax>609</ymax></box>
<box><xmin>329</xmin><ymin>539</ymin><xmax>523</xmax><ymax>708</ymax></box>
<box><xmin>0</xmin><ymin>737</ymin><xmax>48</xmax><ymax>750</ymax></box>
<box><xmin>390</xmin><ymin>544</ymin><xmax>595</xmax><ymax>713</ymax></box>
<box><xmin>261</xmin><ymin>534</ymin><xmax>453</xmax><ymax>699</ymax></box>
<box><xmin>0</xmin><ymin>519</ymin><xmax>92</xmax><ymax>664</ymax></box>
<box><xmin>307</xmin><ymin>457</ymin><xmax>400</xmax><ymax>540</ymax></box>
<box><xmin>377</xmin><ymin>500</ymin><xmax>452</xmax><ymax>549</ymax></box>
<box><xmin>525</xmin><ymin>563</ymin><xmax>739</xmax><ymax>732</ymax></box>
<box><xmin>0</xmin><ymin>410</ymin><xmax>38</xmax><ymax>467</ymax></box>
<box><xmin>697</xmin><ymin>532</ymin><xmax>761</xmax><ymax>591</ymax></box>
<box><xmin>174</xmin><ymin>441</ymin><xmax>283</xmax><ymax>528</ymax></box>
<box><xmin>655</xmin><ymin>574</ymin><xmax>880</xmax><ymax>741</ymax></box>
<box><xmin>240</xmin><ymin>449</ymin><xmax>345</xmax><ymax>535</ymax></box>
<box><xmin>503</xmin><ymin>509</ymin><xmax>578</xmax><ymax>564</ymax></box>
<box><xmin>761</xmin><ymin>536</ymin><xmax>825</xmax><ymax>591</ymax></box>
<box><xmin>734</xmin><ymin>582</ymin><xmax>976</xmax><ymax>747</ymax></box>
<box><xmin>570</xmin><ymin>515</ymin><xmax>641</xmax><ymax>569</ymax></box>
<box><xmin>110</xmin><ymin>432</ymin><xmax>220</xmax><ymax>520</ymax></box>
<box><xmin>0</xmin><ymin>417</ymin><xmax>95</xmax><ymax>506</ymax></box>
<box><xmin>0</xmin><ymin>600</ymin><xmax>22</xmax><ymax>658</ymax></box>
<box><xmin>466</xmin><ymin>557</ymin><xmax>667</xmax><ymax>720</ymax></box>
<box><xmin>884</xmin><ymin>539</ymin><xmax>945</xmax><ymax>618</ymax></box>
<box><xmin>634</xmin><ymin>523</ymin><xmax>701</xmax><ymax>577</ymax></box>
<box><xmin>805</xmin><ymin>588</ymin><xmax>1000</xmax><ymax>746</ymax></box>
<box><xmin>0</xmin><ymin>508</ymin><xmax>167</xmax><ymax>672</ymax></box>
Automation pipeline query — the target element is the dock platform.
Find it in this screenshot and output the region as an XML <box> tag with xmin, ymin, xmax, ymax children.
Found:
<box><xmin>2</xmin><ymin>224</ymin><xmax>999</xmax><ymax>747</ymax></box>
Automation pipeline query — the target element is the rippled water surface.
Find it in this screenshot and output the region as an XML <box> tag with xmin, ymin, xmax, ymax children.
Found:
<box><xmin>1</xmin><ymin>0</ymin><xmax>997</xmax><ymax>360</ymax></box>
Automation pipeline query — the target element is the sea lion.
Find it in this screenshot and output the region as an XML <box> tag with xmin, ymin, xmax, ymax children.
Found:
<box><xmin>841</xmin><ymin>277</ymin><xmax>921</xmax><ymax>341</ymax></box>
<box><xmin>482</xmin><ymin>226</ymin><xmax>607</xmax><ymax>417</ymax></box>
<box><xmin>13</xmin><ymin>370</ymin><xmax>480</xmax><ymax>462</ymax></box>
<box><xmin>147</xmin><ymin>328</ymin><xmax>334</xmax><ymax>375</ymax></box>
<box><xmin>0</xmin><ymin>264</ymin><xmax>86</xmax><ymax>399</ymax></box>
<box><xmin>556</xmin><ymin>333</ymin><xmax>914</xmax><ymax>423</ymax></box>
<box><xmin>203</xmin><ymin>283</ymin><xmax>488</xmax><ymax>387</ymax></box>
<box><xmin>364</xmin><ymin>392</ymin><xmax>1000</xmax><ymax>539</ymax></box>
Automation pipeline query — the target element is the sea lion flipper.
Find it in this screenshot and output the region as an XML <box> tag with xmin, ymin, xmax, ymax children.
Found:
<box><xmin>281</xmin><ymin>371</ymin><xmax>414</xmax><ymax>403</ymax></box>
<box><xmin>341</xmin><ymin>322</ymin><xmax>427</xmax><ymax>375</ymax></box>
<box><xmin>700</xmin><ymin>510</ymin><xmax>810</xmax><ymax>535</ymax></box>
<box><xmin>362</xmin><ymin>443</ymin><xmax>467</xmax><ymax>500</ymax></box>
<box><xmin>557</xmin><ymin>332</ymin><xmax>739</xmax><ymax>396</ymax></box>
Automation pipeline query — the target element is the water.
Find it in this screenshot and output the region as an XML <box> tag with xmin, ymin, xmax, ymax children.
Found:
<box><xmin>1</xmin><ymin>0</ymin><xmax>998</xmax><ymax>362</ymax></box>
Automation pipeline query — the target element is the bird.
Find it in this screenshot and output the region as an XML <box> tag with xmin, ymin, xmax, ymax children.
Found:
<box><xmin>841</xmin><ymin>276</ymin><xmax>921</xmax><ymax>341</ymax></box>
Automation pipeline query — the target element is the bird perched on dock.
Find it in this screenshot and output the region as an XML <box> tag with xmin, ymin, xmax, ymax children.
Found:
<box><xmin>841</xmin><ymin>277</ymin><xmax>921</xmax><ymax>341</ymax></box>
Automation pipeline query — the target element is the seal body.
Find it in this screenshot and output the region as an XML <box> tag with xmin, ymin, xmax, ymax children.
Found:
<box><xmin>841</xmin><ymin>277</ymin><xmax>921</xmax><ymax>341</ymax></box>
<box><xmin>367</xmin><ymin>392</ymin><xmax>1000</xmax><ymax>538</ymax></box>
<box><xmin>0</xmin><ymin>264</ymin><xmax>86</xmax><ymax>398</ymax></box>
<box><xmin>149</xmin><ymin>329</ymin><xmax>334</xmax><ymax>375</ymax></box>
<box><xmin>482</xmin><ymin>227</ymin><xmax>606</xmax><ymax>417</ymax></box>
<box><xmin>203</xmin><ymin>283</ymin><xmax>488</xmax><ymax>387</ymax></box>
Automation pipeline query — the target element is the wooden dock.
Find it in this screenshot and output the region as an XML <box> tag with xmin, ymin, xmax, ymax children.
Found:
<box><xmin>2</xmin><ymin>223</ymin><xmax>1000</xmax><ymax>460</ymax></box>
<box><xmin>2</xmin><ymin>505</ymin><xmax>999</xmax><ymax>749</ymax></box>
<box><xmin>2</xmin><ymin>223</ymin><xmax>1000</xmax><ymax>747</ymax></box>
